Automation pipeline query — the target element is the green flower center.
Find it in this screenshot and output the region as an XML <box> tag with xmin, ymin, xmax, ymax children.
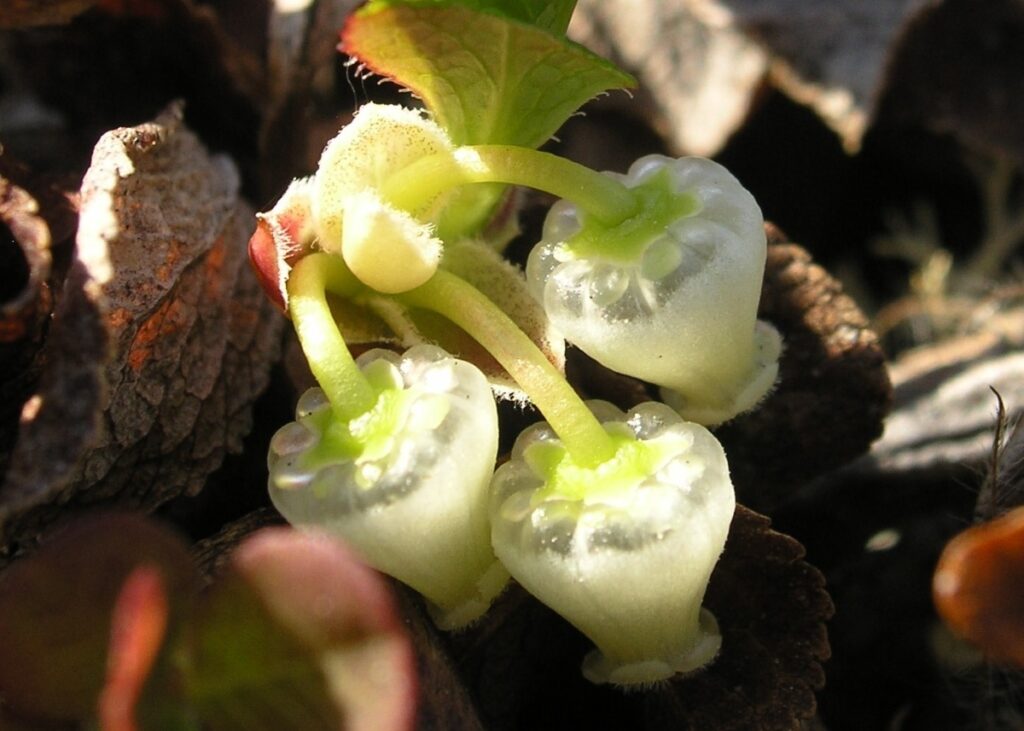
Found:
<box><xmin>524</xmin><ymin>428</ymin><xmax>688</xmax><ymax>505</ymax></box>
<box><xmin>299</xmin><ymin>360</ymin><xmax>450</xmax><ymax>483</ymax></box>
<box><xmin>565</xmin><ymin>169</ymin><xmax>698</xmax><ymax>264</ymax></box>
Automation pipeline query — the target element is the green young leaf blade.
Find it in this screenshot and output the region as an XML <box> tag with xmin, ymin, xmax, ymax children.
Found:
<box><xmin>184</xmin><ymin>528</ymin><xmax>416</xmax><ymax>731</ymax></box>
<box><xmin>360</xmin><ymin>0</ymin><xmax>577</xmax><ymax>33</ymax></box>
<box><xmin>342</xmin><ymin>4</ymin><xmax>635</xmax><ymax>149</ymax></box>
<box><xmin>0</xmin><ymin>514</ymin><xmax>198</xmax><ymax>724</ymax></box>
<box><xmin>184</xmin><ymin>573</ymin><xmax>340</xmax><ymax>731</ymax></box>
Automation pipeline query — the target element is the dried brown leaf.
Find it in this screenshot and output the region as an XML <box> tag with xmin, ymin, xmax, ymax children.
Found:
<box><xmin>686</xmin><ymin>0</ymin><xmax>929</xmax><ymax>151</ymax></box>
<box><xmin>645</xmin><ymin>505</ymin><xmax>832</xmax><ymax>731</ymax></box>
<box><xmin>879</xmin><ymin>0</ymin><xmax>1024</xmax><ymax>161</ymax></box>
<box><xmin>260</xmin><ymin>0</ymin><xmax>362</xmax><ymax>188</ymax></box>
<box><xmin>0</xmin><ymin>105</ymin><xmax>283</xmax><ymax>554</ymax></box>
<box><xmin>570</xmin><ymin>0</ymin><xmax>768</xmax><ymax>157</ymax></box>
<box><xmin>392</xmin><ymin>584</ymin><xmax>488</xmax><ymax>731</ymax></box>
<box><xmin>0</xmin><ymin>175</ymin><xmax>51</xmax><ymax>345</ymax></box>
<box><xmin>661</xmin><ymin>0</ymin><xmax>1024</xmax><ymax>159</ymax></box>
<box><xmin>0</xmin><ymin>0</ymin><xmax>96</xmax><ymax>28</ymax></box>
<box><xmin>716</xmin><ymin>234</ymin><xmax>892</xmax><ymax>511</ymax></box>
<box><xmin>0</xmin><ymin>169</ymin><xmax>56</xmax><ymax>479</ymax></box>
<box><xmin>860</xmin><ymin>311</ymin><xmax>1024</xmax><ymax>483</ymax></box>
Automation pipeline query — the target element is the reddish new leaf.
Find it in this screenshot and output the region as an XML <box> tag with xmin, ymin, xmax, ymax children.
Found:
<box><xmin>186</xmin><ymin>528</ymin><xmax>417</xmax><ymax>731</ymax></box>
<box><xmin>97</xmin><ymin>566</ymin><xmax>171</xmax><ymax>731</ymax></box>
<box><xmin>0</xmin><ymin>513</ymin><xmax>197</xmax><ymax>723</ymax></box>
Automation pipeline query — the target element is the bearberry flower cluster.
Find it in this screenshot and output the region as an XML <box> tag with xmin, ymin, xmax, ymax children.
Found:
<box><xmin>252</xmin><ymin>97</ymin><xmax>778</xmax><ymax>685</ymax></box>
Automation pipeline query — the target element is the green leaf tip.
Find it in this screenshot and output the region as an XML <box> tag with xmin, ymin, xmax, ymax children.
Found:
<box><xmin>358</xmin><ymin>0</ymin><xmax>578</xmax><ymax>33</ymax></box>
<box><xmin>341</xmin><ymin>1</ymin><xmax>635</xmax><ymax>149</ymax></box>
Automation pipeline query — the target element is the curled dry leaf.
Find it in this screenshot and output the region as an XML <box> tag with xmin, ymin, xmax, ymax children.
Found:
<box><xmin>0</xmin><ymin>173</ymin><xmax>51</xmax><ymax>345</ymax></box>
<box><xmin>0</xmin><ymin>170</ymin><xmax>55</xmax><ymax>480</ymax></box>
<box><xmin>857</xmin><ymin>313</ymin><xmax>1024</xmax><ymax>484</ymax></box>
<box><xmin>650</xmin><ymin>0</ymin><xmax>1024</xmax><ymax>159</ymax></box>
<box><xmin>685</xmin><ymin>0</ymin><xmax>928</xmax><ymax>151</ymax></box>
<box><xmin>0</xmin><ymin>105</ymin><xmax>283</xmax><ymax>554</ymax></box>
<box><xmin>261</xmin><ymin>0</ymin><xmax>362</xmax><ymax>186</ymax></box>
<box><xmin>716</xmin><ymin>232</ymin><xmax>892</xmax><ymax>512</ymax></box>
<box><xmin>575</xmin><ymin>0</ymin><xmax>1023</xmax><ymax>158</ymax></box>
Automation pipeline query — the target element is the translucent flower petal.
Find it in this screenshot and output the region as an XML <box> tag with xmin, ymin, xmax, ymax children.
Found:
<box><xmin>490</xmin><ymin>401</ymin><xmax>735</xmax><ymax>684</ymax></box>
<box><xmin>526</xmin><ymin>155</ymin><xmax>781</xmax><ymax>424</ymax></box>
<box><xmin>269</xmin><ymin>344</ymin><xmax>506</xmax><ymax>629</ymax></box>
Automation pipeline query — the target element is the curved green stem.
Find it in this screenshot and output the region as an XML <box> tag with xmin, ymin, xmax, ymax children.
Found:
<box><xmin>397</xmin><ymin>269</ymin><xmax>616</xmax><ymax>468</ymax></box>
<box><xmin>287</xmin><ymin>253</ymin><xmax>376</xmax><ymax>421</ymax></box>
<box><xmin>381</xmin><ymin>145</ymin><xmax>639</xmax><ymax>227</ymax></box>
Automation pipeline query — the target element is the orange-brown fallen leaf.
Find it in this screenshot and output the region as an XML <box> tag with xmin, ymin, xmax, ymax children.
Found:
<box><xmin>934</xmin><ymin>504</ymin><xmax>1024</xmax><ymax>666</ymax></box>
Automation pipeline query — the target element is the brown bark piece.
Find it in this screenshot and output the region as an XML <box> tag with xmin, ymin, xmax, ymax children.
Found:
<box><xmin>717</xmin><ymin>236</ymin><xmax>892</xmax><ymax>511</ymax></box>
<box><xmin>0</xmin><ymin>105</ymin><xmax>283</xmax><ymax>555</ymax></box>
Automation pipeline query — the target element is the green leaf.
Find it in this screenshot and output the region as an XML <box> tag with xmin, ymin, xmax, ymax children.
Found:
<box><xmin>342</xmin><ymin>3</ymin><xmax>635</xmax><ymax>149</ymax></box>
<box><xmin>360</xmin><ymin>0</ymin><xmax>577</xmax><ymax>33</ymax></box>
<box><xmin>183</xmin><ymin>528</ymin><xmax>416</xmax><ymax>731</ymax></box>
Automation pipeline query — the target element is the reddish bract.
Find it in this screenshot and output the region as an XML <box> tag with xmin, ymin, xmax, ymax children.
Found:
<box><xmin>248</xmin><ymin>179</ymin><xmax>317</xmax><ymax>312</ymax></box>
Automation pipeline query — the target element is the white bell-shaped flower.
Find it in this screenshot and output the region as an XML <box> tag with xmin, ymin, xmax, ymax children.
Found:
<box><xmin>269</xmin><ymin>344</ymin><xmax>507</xmax><ymax>629</ymax></box>
<box><xmin>527</xmin><ymin>155</ymin><xmax>781</xmax><ymax>425</ymax></box>
<box><xmin>490</xmin><ymin>400</ymin><xmax>734</xmax><ymax>685</ymax></box>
